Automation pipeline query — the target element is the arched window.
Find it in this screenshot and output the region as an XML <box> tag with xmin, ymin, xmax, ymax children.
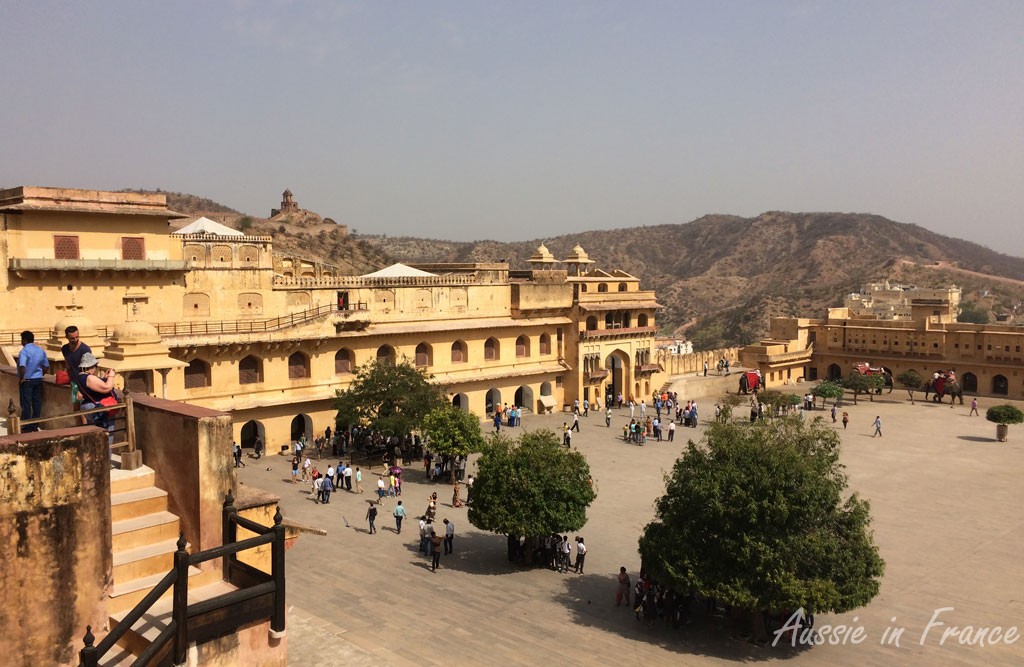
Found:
<box><xmin>288</xmin><ymin>351</ymin><xmax>310</xmax><ymax>379</ymax></box>
<box><xmin>638</xmin><ymin>313</ymin><xmax>649</xmax><ymax>327</ymax></box>
<box><xmin>184</xmin><ymin>359</ymin><xmax>210</xmax><ymax>389</ymax></box>
<box><xmin>377</xmin><ymin>345</ymin><xmax>395</xmax><ymax>365</ymax></box>
<box><xmin>598</xmin><ymin>283</ymin><xmax>608</xmax><ymax>293</ymax></box>
<box><xmin>605</xmin><ymin>313</ymin><xmax>614</xmax><ymax>329</ymax></box>
<box><xmin>618</xmin><ymin>282</ymin><xmax>628</xmax><ymax>292</ymax></box>
<box><xmin>415</xmin><ymin>342</ymin><xmax>432</xmax><ymax>367</ymax></box>
<box><xmin>586</xmin><ymin>316</ymin><xmax>598</xmax><ymax>331</ymax></box>
<box><xmin>335</xmin><ymin>348</ymin><xmax>354</xmax><ymax>374</ymax></box>
<box><xmin>539</xmin><ymin>333</ymin><xmax>551</xmax><ymax>355</ymax></box>
<box><xmin>484</xmin><ymin>337</ymin><xmax>500</xmax><ymax>361</ymax></box>
<box><xmin>239</xmin><ymin>355</ymin><xmax>262</xmax><ymax>385</ymax></box>
<box><xmin>516</xmin><ymin>335</ymin><xmax>530</xmax><ymax>358</ymax></box>
<box><xmin>580</xmin><ymin>284</ymin><xmax>588</xmax><ymax>292</ymax></box>
<box><xmin>451</xmin><ymin>340</ymin><xmax>467</xmax><ymax>363</ymax></box>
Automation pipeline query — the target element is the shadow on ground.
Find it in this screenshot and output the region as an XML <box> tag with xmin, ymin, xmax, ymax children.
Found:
<box><xmin>555</xmin><ymin>573</ymin><xmax>813</xmax><ymax>662</ymax></box>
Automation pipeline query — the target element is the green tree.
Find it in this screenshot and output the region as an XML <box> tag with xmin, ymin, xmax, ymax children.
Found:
<box><xmin>757</xmin><ymin>390</ymin><xmax>799</xmax><ymax>418</ymax></box>
<box><xmin>719</xmin><ymin>393</ymin><xmax>742</xmax><ymax>422</ymax></box>
<box><xmin>895</xmin><ymin>370</ymin><xmax>924</xmax><ymax>404</ymax></box>
<box><xmin>986</xmin><ymin>404</ymin><xmax>1024</xmax><ymax>442</ymax></box>
<box><xmin>811</xmin><ymin>380</ymin><xmax>844</xmax><ymax>409</ymax></box>
<box><xmin>422</xmin><ymin>406</ymin><xmax>486</xmax><ymax>480</ymax></box>
<box><xmin>333</xmin><ymin>359</ymin><xmax>446</xmax><ymax>436</ymax></box>
<box><xmin>957</xmin><ymin>301</ymin><xmax>990</xmax><ymax>324</ymax></box>
<box><xmin>639</xmin><ymin>420</ymin><xmax>884</xmax><ymax>639</ymax></box>
<box><xmin>842</xmin><ymin>372</ymin><xmax>884</xmax><ymax>404</ymax></box>
<box><xmin>468</xmin><ymin>429</ymin><xmax>596</xmax><ymax>550</ymax></box>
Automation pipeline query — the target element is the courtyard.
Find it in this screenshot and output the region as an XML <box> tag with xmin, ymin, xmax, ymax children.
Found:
<box><xmin>237</xmin><ymin>378</ymin><xmax>1024</xmax><ymax>666</ymax></box>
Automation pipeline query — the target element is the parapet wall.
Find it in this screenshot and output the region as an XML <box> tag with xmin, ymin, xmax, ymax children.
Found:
<box><xmin>0</xmin><ymin>426</ymin><xmax>112</xmax><ymax>667</ymax></box>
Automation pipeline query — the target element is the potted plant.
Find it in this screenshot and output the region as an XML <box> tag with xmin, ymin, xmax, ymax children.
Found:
<box><xmin>985</xmin><ymin>404</ymin><xmax>1024</xmax><ymax>442</ymax></box>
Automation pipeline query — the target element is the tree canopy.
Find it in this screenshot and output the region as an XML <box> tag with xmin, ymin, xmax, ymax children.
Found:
<box><xmin>422</xmin><ymin>406</ymin><xmax>486</xmax><ymax>478</ymax></box>
<box><xmin>842</xmin><ymin>372</ymin><xmax>884</xmax><ymax>404</ymax></box>
<box><xmin>985</xmin><ymin>404</ymin><xmax>1024</xmax><ymax>425</ymax></box>
<box><xmin>811</xmin><ymin>380</ymin><xmax>844</xmax><ymax>408</ymax></box>
<box><xmin>895</xmin><ymin>370</ymin><xmax>924</xmax><ymax>404</ymax></box>
<box><xmin>333</xmin><ymin>358</ymin><xmax>446</xmax><ymax>436</ymax></box>
<box><xmin>638</xmin><ymin>420</ymin><xmax>884</xmax><ymax>616</ymax></box>
<box><xmin>468</xmin><ymin>429</ymin><xmax>596</xmax><ymax>538</ymax></box>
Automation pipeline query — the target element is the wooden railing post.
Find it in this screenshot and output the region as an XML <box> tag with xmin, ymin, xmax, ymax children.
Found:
<box><xmin>79</xmin><ymin>625</ymin><xmax>98</xmax><ymax>667</ymax></box>
<box><xmin>124</xmin><ymin>388</ymin><xmax>136</xmax><ymax>454</ymax></box>
<box><xmin>172</xmin><ymin>533</ymin><xmax>189</xmax><ymax>665</ymax></box>
<box><xmin>7</xmin><ymin>398</ymin><xmax>20</xmax><ymax>435</ymax></box>
<box><xmin>270</xmin><ymin>507</ymin><xmax>286</xmax><ymax>635</ymax></box>
<box><xmin>222</xmin><ymin>490</ymin><xmax>236</xmax><ymax>579</ymax></box>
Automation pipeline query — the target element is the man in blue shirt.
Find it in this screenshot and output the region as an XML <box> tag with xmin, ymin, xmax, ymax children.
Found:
<box><xmin>18</xmin><ymin>330</ymin><xmax>49</xmax><ymax>432</ymax></box>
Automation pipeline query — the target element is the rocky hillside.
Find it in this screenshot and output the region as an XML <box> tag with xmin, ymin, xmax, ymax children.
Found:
<box><xmin>139</xmin><ymin>189</ymin><xmax>1024</xmax><ymax>347</ymax></box>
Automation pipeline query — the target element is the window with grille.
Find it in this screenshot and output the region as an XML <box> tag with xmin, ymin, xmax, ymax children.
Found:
<box><xmin>415</xmin><ymin>343</ymin><xmax>431</xmax><ymax>367</ymax></box>
<box><xmin>184</xmin><ymin>359</ymin><xmax>210</xmax><ymax>389</ymax></box>
<box><xmin>239</xmin><ymin>356</ymin><xmax>261</xmax><ymax>384</ymax></box>
<box><xmin>335</xmin><ymin>349</ymin><xmax>353</xmax><ymax>374</ymax></box>
<box><xmin>122</xmin><ymin>237</ymin><xmax>145</xmax><ymax>260</ymax></box>
<box><xmin>288</xmin><ymin>352</ymin><xmax>309</xmax><ymax>379</ymax></box>
<box><xmin>54</xmin><ymin>235</ymin><xmax>80</xmax><ymax>259</ymax></box>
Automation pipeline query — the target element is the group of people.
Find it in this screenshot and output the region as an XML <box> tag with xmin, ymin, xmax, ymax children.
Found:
<box><xmin>17</xmin><ymin>326</ymin><xmax>120</xmax><ymax>442</ymax></box>
<box><xmin>615</xmin><ymin>567</ymin><xmax>690</xmax><ymax>630</ymax></box>
<box><xmin>492</xmin><ymin>403</ymin><xmax>524</xmax><ymax>431</ymax></box>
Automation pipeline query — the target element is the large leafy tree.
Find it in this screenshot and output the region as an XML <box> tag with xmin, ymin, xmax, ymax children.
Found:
<box><xmin>639</xmin><ymin>420</ymin><xmax>883</xmax><ymax>634</ymax></box>
<box><xmin>333</xmin><ymin>358</ymin><xmax>446</xmax><ymax>436</ymax></box>
<box><xmin>468</xmin><ymin>429</ymin><xmax>596</xmax><ymax>540</ymax></box>
<box><xmin>422</xmin><ymin>406</ymin><xmax>486</xmax><ymax>480</ymax></box>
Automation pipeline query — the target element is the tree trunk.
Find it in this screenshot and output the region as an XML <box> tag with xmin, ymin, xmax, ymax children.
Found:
<box><xmin>996</xmin><ymin>424</ymin><xmax>1008</xmax><ymax>442</ymax></box>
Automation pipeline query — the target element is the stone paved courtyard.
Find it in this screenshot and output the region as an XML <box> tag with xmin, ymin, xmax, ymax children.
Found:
<box><xmin>237</xmin><ymin>378</ymin><xmax>1024</xmax><ymax>666</ymax></box>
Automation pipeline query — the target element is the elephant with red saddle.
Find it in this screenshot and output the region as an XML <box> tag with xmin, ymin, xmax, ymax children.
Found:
<box><xmin>924</xmin><ymin>374</ymin><xmax>964</xmax><ymax>405</ymax></box>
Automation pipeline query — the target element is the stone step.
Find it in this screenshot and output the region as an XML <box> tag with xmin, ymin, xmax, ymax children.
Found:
<box><xmin>111</xmin><ymin>486</ymin><xmax>168</xmax><ymax>523</ymax></box>
<box><xmin>110</xmin><ymin>465</ymin><xmax>155</xmax><ymax>495</ymax></box>
<box><xmin>112</xmin><ymin>538</ymin><xmax>181</xmax><ymax>585</ymax></box>
<box><xmin>107</xmin><ymin>565</ymin><xmax>220</xmax><ymax>617</ymax></box>
<box><xmin>108</xmin><ymin>580</ymin><xmax>238</xmax><ymax>657</ymax></box>
<box><xmin>111</xmin><ymin>511</ymin><xmax>180</xmax><ymax>552</ymax></box>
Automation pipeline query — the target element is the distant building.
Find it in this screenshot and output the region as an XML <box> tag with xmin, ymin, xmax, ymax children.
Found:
<box><xmin>741</xmin><ymin>286</ymin><xmax>1024</xmax><ymax>397</ymax></box>
<box><xmin>270</xmin><ymin>188</ymin><xmax>299</xmax><ymax>217</ymax></box>
<box><xmin>844</xmin><ymin>281</ymin><xmax>962</xmax><ymax>320</ymax></box>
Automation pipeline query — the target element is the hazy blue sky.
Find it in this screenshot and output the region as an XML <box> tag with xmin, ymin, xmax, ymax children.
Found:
<box><xmin>2</xmin><ymin>1</ymin><xmax>1022</xmax><ymax>255</ymax></box>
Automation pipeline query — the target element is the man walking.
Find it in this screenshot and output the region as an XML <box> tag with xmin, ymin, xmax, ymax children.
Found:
<box><xmin>431</xmin><ymin>531</ymin><xmax>443</xmax><ymax>571</ymax></box>
<box><xmin>571</xmin><ymin>412</ymin><xmax>580</xmax><ymax>432</ymax></box>
<box><xmin>17</xmin><ymin>331</ymin><xmax>48</xmax><ymax>432</ymax></box>
<box><xmin>366</xmin><ymin>504</ymin><xmax>377</xmax><ymax>534</ymax></box>
<box><xmin>393</xmin><ymin>500</ymin><xmax>406</xmax><ymax>534</ymax></box>
<box><xmin>443</xmin><ymin>518</ymin><xmax>455</xmax><ymax>554</ymax></box>
<box><xmin>970</xmin><ymin>398</ymin><xmax>979</xmax><ymax>416</ymax></box>
<box><xmin>872</xmin><ymin>415</ymin><xmax>882</xmax><ymax>438</ymax></box>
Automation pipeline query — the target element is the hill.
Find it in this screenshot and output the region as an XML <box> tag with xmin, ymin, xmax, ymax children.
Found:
<box><xmin>361</xmin><ymin>212</ymin><xmax>1024</xmax><ymax>347</ymax></box>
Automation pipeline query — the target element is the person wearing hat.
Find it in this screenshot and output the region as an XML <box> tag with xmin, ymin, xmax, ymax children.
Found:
<box><xmin>77</xmin><ymin>352</ymin><xmax>118</xmax><ymax>440</ymax></box>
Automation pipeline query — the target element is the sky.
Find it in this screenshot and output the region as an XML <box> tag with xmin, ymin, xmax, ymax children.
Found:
<box><xmin>2</xmin><ymin>1</ymin><xmax>1022</xmax><ymax>255</ymax></box>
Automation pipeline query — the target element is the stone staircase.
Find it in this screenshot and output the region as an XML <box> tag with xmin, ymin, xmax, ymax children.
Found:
<box><xmin>105</xmin><ymin>465</ymin><xmax>227</xmax><ymax>660</ymax></box>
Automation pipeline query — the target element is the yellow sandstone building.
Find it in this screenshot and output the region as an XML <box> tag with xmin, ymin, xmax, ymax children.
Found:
<box><xmin>0</xmin><ymin>186</ymin><xmax>663</xmax><ymax>449</ymax></box>
<box><xmin>741</xmin><ymin>291</ymin><xmax>1024</xmax><ymax>398</ymax></box>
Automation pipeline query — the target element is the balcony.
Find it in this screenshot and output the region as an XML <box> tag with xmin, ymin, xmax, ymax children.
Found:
<box><xmin>579</xmin><ymin>326</ymin><xmax>658</xmax><ymax>340</ymax></box>
<box><xmin>9</xmin><ymin>258</ymin><xmax>189</xmax><ymax>274</ymax></box>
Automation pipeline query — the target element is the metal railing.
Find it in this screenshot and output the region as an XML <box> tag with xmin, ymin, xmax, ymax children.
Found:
<box><xmin>79</xmin><ymin>491</ymin><xmax>286</xmax><ymax>666</ymax></box>
<box><xmin>155</xmin><ymin>302</ymin><xmax>367</xmax><ymax>337</ymax></box>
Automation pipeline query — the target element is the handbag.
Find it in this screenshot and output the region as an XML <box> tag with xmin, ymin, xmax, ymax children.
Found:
<box><xmin>99</xmin><ymin>394</ymin><xmax>120</xmax><ymax>418</ymax></box>
<box><xmin>55</xmin><ymin>370</ymin><xmax>71</xmax><ymax>385</ymax></box>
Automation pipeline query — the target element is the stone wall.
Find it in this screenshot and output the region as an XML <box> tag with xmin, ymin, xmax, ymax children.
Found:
<box><xmin>131</xmin><ymin>394</ymin><xmax>235</xmax><ymax>554</ymax></box>
<box><xmin>657</xmin><ymin>346</ymin><xmax>741</xmax><ymax>377</ymax></box>
<box><xmin>0</xmin><ymin>426</ymin><xmax>111</xmax><ymax>666</ymax></box>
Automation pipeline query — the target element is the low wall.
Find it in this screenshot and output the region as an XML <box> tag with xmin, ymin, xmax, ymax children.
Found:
<box><xmin>658</xmin><ymin>347</ymin><xmax>742</xmax><ymax>378</ymax></box>
<box><xmin>0</xmin><ymin>426</ymin><xmax>112</xmax><ymax>666</ymax></box>
<box><xmin>132</xmin><ymin>395</ymin><xmax>235</xmax><ymax>554</ymax></box>
<box><xmin>0</xmin><ymin>366</ymin><xmax>80</xmax><ymax>432</ymax></box>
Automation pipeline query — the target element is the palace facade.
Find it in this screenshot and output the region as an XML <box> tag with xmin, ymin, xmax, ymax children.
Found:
<box><xmin>741</xmin><ymin>292</ymin><xmax>1024</xmax><ymax>398</ymax></box>
<box><xmin>0</xmin><ymin>186</ymin><xmax>663</xmax><ymax>449</ymax></box>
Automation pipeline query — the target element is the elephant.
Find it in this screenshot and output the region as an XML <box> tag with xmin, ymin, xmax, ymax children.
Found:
<box><xmin>738</xmin><ymin>371</ymin><xmax>761</xmax><ymax>395</ymax></box>
<box><xmin>924</xmin><ymin>376</ymin><xmax>964</xmax><ymax>405</ymax></box>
